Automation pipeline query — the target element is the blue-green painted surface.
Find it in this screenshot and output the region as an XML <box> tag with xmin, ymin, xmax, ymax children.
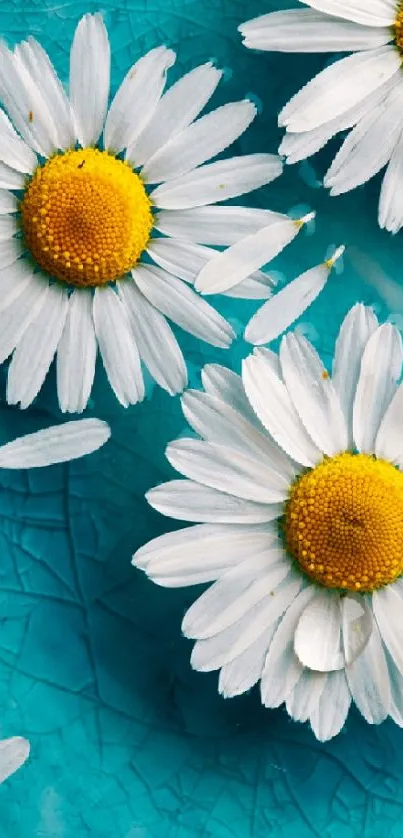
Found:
<box><xmin>0</xmin><ymin>1</ymin><xmax>402</xmax><ymax>835</ymax></box>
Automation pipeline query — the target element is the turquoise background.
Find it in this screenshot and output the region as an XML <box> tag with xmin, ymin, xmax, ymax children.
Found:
<box><xmin>0</xmin><ymin>0</ymin><xmax>403</xmax><ymax>835</ymax></box>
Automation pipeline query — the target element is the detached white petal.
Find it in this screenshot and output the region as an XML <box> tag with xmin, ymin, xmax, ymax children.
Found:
<box><xmin>0</xmin><ymin>737</ymin><xmax>30</xmax><ymax>783</ymax></box>
<box><xmin>279</xmin><ymin>46</ymin><xmax>400</xmax><ymax>133</ymax></box>
<box><xmin>0</xmin><ymin>419</ymin><xmax>110</xmax><ymax>469</ymax></box>
<box><xmin>195</xmin><ymin>213</ymin><xmax>312</xmax><ymax>295</ymax></box>
<box><xmin>70</xmin><ymin>13</ymin><xmax>110</xmax><ymax>146</ymax></box>
<box><xmin>245</xmin><ymin>248</ymin><xmax>341</xmax><ymax>345</ymax></box>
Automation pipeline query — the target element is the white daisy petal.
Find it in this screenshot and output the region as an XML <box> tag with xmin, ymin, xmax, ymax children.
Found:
<box><xmin>201</xmin><ymin>363</ymin><xmax>265</xmax><ymax>429</ymax></box>
<box><xmin>0</xmin><ymin>259</ymin><xmax>35</xmax><ymax>314</ymax></box>
<box><xmin>7</xmin><ymin>284</ymin><xmax>68</xmax><ymax>409</ymax></box>
<box><xmin>341</xmin><ymin>595</ymin><xmax>373</xmax><ymax>666</ymax></box>
<box><xmin>242</xmin><ymin>351</ymin><xmax>322</xmax><ymax>467</ymax></box>
<box><xmin>0</xmin><ymin>163</ymin><xmax>25</xmax><ymax>190</ymax></box>
<box><xmin>375</xmin><ymin>381</ymin><xmax>403</xmax><ymax>466</ymax></box>
<box><xmin>332</xmin><ymin>303</ymin><xmax>378</xmax><ymax>446</ymax></box>
<box><xmin>70</xmin><ymin>13</ymin><xmax>110</xmax><ymax>147</ymax></box>
<box><xmin>105</xmin><ymin>46</ymin><xmax>175</xmax><ymax>154</ymax></box>
<box><xmin>279</xmin><ymin>47</ymin><xmax>400</xmax><ymax>133</ymax></box>
<box><xmin>133</xmin><ymin>264</ymin><xmax>234</xmax><ymax>349</ymax></box>
<box><xmin>0</xmin><ymin>109</ymin><xmax>37</xmax><ymax>173</ymax></box>
<box><xmin>93</xmin><ymin>286</ymin><xmax>144</xmax><ymax>408</ymax></box>
<box><xmin>218</xmin><ymin>632</ymin><xmax>273</xmax><ymax>698</ymax></box>
<box><xmin>183</xmin><ymin>551</ymin><xmax>288</xmax><ymax>639</ymax></box>
<box><xmin>0</xmin><ymin>43</ymin><xmax>59</xmax><ymax>156</ymax></box>
<box><xmin>146</xmin><ymin>479</ymin><xmax>283</xmax><ymax>524</ymax></box>
<box><xmin>0</xmin><ymin>271</ymin><xmax>48</xmax><ymax>363</ymax></box>
<box><xmin>190</xmin><ymin>570</ymin><xmax>302</xmax><ymax>670</ymax></box>
<box><xmin>166</xmin><ymin>438</ymin><xmax>289</xmax><ymax>503</ymax></box>
<box><xmin>353</xmin><ymin>323</ymin><xmax>403</xmax><ymax>453</ymax></box>
<box><xmin>378</xmin><ymin>128</ymin><xmax>403</xmax><ymax>233</ymax></box>
<box><xmin>239</xmin><ymin>9</ymin><xmax>392</xmax><ymax>52</ymax></box>
<box><xmin>117</xmin><ymin>279</ymin><xmax>187</xmax><ymax>396</ymax></box>
<box><xmin>386</xmin><ymin>653</ymin><xmax>403</xmax><ymax>726</ymax></box>
<box><xmin>245</xmin><ymin>256</ymin><xmax>335</xmax><ymax>345</ymax></box>
<box><xmin>150</xmin><ymin>154</ymin><xmax>282</xmax><ymax>209</ymax></box>
<box><xmin>286</xmin><ymin>670</ymin><xmax>327</xmax><ymax>722</ymax></box>
<box><xmin>181</xmin><ymin>389</ymin><xmax>296</xmax><ymax>481</ymax></box>
<box><xmin>0</xmin><ymin>418</ymin><xmax>110</xmax><ymax>469</ymax></box>
<box><xmin>373</xmin><ymin>581</ymin><xmax>403</xmax><ymax>677</ymax></box>
<box><xmin>154</xmin><ymin>206</ymin><xmax>285</xmax><ymax>246</ymax></box>
<box><xmin>294</xmin><ymin>590</ymin><xmax>344</xmax><ymax>672</ymax></box>
<box><xmin>261</xmin><ymin>586</ymin><xmax>316</xmax><ymax>708</ymax></box>
<box><xmin>0</xmin><ymin>191</ymin><xmax>17</xmax><ymax>214</ymax></box>
<box><xmin>346</xmin><ymin>620</ymin><xmax>390</xmax><ymax>724</ymax></box>
<box><xmin>142</xmin><ymin>100</ymin><xmax>256</xmax><ymax>183</ymax></box>
<box><xmin>299</xmin><ymin>0</ymin><xmax>395</xmax><ymax>27</ymax></box>
<box><xmin>195</xmin><ymin>214</ymin><xmax>307</xmax><ymax>295</ymax></box>
<box><xmin>134</xmin><ymin>521</ymin><xmax>274</xmax><ymax>577</ymax></box>
<box><xmin>280</xmin><ymin>76</ymin><xmax>398</xmax><ymax>165</ymax></box>
<box><xmin>309</xmin><ymin>670</ymin><xmax>351</xmax><ymax>742</ymax></box>
<box><xmin>130</xmin><ymin>62</ymin><xmax>222</xmax><ymax>167</ymax></box>
<box><xmin>0</xmin><ymin>216</ymin><xmax>17</xmax><ymax>240</ymax></box>
<box><xmin>56</xmin><ymin>289</ymin><xmax>97</xmax><ymax>414</ymax></box>
<box><xmin>325</xmin><ymin>82</ymin><xmax>403</xmax><ymax>196</ymax></box>
<box><xmin>15</xmin><ymin>37</ymin><xmax>75</xmax><ymax>150</ymax></box>
<box><xmin>0</xmin><ymin>737</ymin><xmax>30</xmax><ymax>783</ymax></box>
<box><xmin>279</xmin><ymin>331</ymin><xmax>348</xmax><ymax>456</ymax></box>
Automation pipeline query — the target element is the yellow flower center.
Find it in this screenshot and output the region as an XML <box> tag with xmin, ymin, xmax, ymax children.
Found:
<box><xmin>284</xmin><ymin>452</ymin><xmax>403</xmax><ymax>593</ymax></box>
<box><xmin>20</xmin><ymin>148</ymin><xmax>153</xmax><ymax>287</ymax></box>
<box><xmin>394</xmin><ymin>6</ymin><xmax>403</xmax><ymax>52</ymax></box>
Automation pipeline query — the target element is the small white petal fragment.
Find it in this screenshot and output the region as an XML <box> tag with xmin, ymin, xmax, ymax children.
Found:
<box><xmin>70</xmin><ymin>13</ymin><xmax>110</xmax><ymax>147</ymax></box>
<box><xmin>245</xmin><ymin>245</ymin><xmax>342</xmax><ymax>345</ymax></box>
<box><xmin>196</xmin><ymin>213</ymin><xmax>313</xmax><ymax>295</ymax></box>
<box><xmin>353</xmin><ymin>323</ymin><xmax>403</xmax><ymax>453</ymax></box>
<box><xmin>0</xmin><ymin>419</ymin><xmax>110</xmax><ymax>469</ymax></box>
<box><xmin>0</xmin><ymin>737</ymin><xmax>30</xmax><ymax>783</ymax></box>
<box><xmin>279</xmin><ymin>47</ymin><xmax>400</xmax><ymax>133</ymax></box>
<box><xmin>93</xmin><ymin>286</ymin><xmax>144</xmax><ymax>407</ymax></box>
<box><xmin>294</xmin><ymin>591</ymin><xmax>344</xmax><ymax>672</ymax></box>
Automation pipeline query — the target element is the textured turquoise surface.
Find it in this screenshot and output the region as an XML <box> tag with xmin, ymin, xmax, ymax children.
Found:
<box><xmin>1</xmin><ymin>1</ymin><xmax>403</xmax><ymax>836</ymax></box>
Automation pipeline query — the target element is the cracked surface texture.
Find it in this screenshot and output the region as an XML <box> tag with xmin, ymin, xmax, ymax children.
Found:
<box><xmin>0</xmin><ymin>0</ymin><xmax>403</xmax><ymax>835</ymax></box>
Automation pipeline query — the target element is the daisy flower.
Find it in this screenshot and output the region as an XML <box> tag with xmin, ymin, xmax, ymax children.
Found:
<box><xmin>239</xmin><ymin>1</ymin><xmax>403</xmax><ymax>233</ymax></box>
<box><xmin>0</xmin><ymin>737</ymin><xmax>29</xmax><ymax>783</ymax></box>
<box><xmin>0</xmin><ymin>417</ymin><xmax>110</xmax><ymax>468</ymax></box>
<box><xmin>0</xmin><ymin>13</ymin><xmax>287</xmax><ymax>413</ymax></box>
<box><xmin>134</xmin><ymin>303</ymin><xmax>403</xmax><ymax>741</ymax></box>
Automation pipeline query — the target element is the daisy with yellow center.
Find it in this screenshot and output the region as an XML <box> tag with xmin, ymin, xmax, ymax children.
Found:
<box><xmin>239</xmin><ymin>0</ymin><xmax>403</xmax><ymax>233</ymax></box>
<box><xmin>134</xmin><ymin>303</ymin><xmax>403</xmax><ymax>741</ymax></box>
<box><xmin>0</xmin><ymin>13</ymin><xmax>290</xmax><ymax>412</ymax></box>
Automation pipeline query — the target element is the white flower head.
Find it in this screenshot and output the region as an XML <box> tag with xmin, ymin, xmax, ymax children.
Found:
<box><xmin>134</xmin><ymin>303</ymin><xmax>403</xmax><ymax>741</ymax></box>
<box><xmin>0</xmin><ymin>13</ymin><xmax>288</xmax><ymax>412</ymax></box>
<box><xmin>239</xmin><ymin>1</ymin><xmax>403</xmax><ymax>233</ymax></box>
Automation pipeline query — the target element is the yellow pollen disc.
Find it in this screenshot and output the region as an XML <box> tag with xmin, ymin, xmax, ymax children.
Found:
<box><xmin>20</xmin><ymin>148</ymin><xmax>153</xmax><ymax>287</ymax></box>
<box><xmin>284</xmin><ymin>452</ymin><xmax>403</xmax><ymax>593</ymax></box>
<box><xmin>394</xmin><ymin>6</ymin><xmax>403</xmax><ymax>53</ymax></box>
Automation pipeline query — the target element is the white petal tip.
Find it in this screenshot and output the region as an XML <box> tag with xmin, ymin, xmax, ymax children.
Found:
<box><xmin>297</xmin><ymin>211</ymin><xmax>316</xmax><ymax>227</ymax></box>
<box><xmin>325</xmin><ymin>245</ymin><xmax>345</xmax><ymax>269</ymax></box>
